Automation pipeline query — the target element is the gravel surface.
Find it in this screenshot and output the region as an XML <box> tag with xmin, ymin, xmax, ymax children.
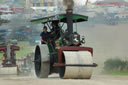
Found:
<box><xmin>0</xmin><ymin>74</ymin><xmax>128</xmax><ymax>85</ymax></box>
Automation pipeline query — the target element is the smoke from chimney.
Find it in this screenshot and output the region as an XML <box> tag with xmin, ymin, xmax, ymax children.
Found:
<box><xmin>63</xmin><ymin>0</ymin><xmax>74</xmax><ymax>9</ymax></box>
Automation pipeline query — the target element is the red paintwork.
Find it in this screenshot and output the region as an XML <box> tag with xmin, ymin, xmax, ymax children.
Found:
<box><xmin>0</xmin><ymin>46</ymin><xmax>6</xmax><ymax>51</ymax></box>
<box><xmin>10</xmin><ymin>8</ymin><xmax>24</xmax><ymax>12</ymax></box>
<box><xmin>24</xmin><ymin>30</ymin><xmax>32</xmax><ymax>33</ymax></box>
<box><xmin>57</xmin><ymin>46</ymin><xmax>93</xmax><ymax>64</ymax></box>
<box><xmin>11</xmin><ymin>45</ymin><xmax>20</xmax><ymax>50</ymax></box>
<box><xmin>97</xmin><ymin>2</ymin><xmax>120</xmax><ymax>6</ymax></box>
<box><xmin>0</xmin><ymin>45</ymin><xmax>20</xmax><ymax>51</ymax></box>
<box><xmin>53</xmin><ymin>63</ymin><xmax>65</xmax><ymax>67</ymax></box>
<box><xmin>97</xmin><ymin>2</ymin><xmax>104</xmax><ymax>5</ymax></box>
<box><xmin>0</xmin><ymin>45</ymin><xmax>20</xmax><ymax>59</ymax></box>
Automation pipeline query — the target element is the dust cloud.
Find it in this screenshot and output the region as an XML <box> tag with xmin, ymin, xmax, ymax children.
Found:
<box><xmin>78</xmin><ymin>23</ymin><xmax>128</xmax><ymax>73</ymax></box>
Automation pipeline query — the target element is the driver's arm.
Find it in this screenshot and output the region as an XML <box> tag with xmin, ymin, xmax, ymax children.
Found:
<box><xmin>40</xmin><ymin>37</ymin><xmax>46</xmax><ymax>43</ymax></box>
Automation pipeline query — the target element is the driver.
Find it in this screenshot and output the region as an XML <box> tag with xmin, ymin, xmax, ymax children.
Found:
<box><xmin>40</xmin><ymin>26</ymin><xmax>49</xmax><ymax>44</ymax></box>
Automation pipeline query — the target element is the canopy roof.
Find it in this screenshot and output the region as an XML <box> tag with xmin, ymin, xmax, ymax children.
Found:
<box><xmin>31</xmin><ymin>14</ymin><xmax>88</xmax><ymax>24</ymax></box>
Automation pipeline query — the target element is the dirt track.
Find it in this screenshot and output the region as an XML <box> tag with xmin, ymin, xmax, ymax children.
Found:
<box><xmin>0</xmin><ymin>74</ymin><xmax>128</xmax><ymax>85</ymax></box>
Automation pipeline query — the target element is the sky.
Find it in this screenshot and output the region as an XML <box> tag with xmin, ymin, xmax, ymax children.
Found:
<box><xmin>75</xmin><ymin>0</ymin><xmax>128</xmax><ymax>4</ymax></box>
<box><xmin>74</xmin><ymin>0</ymin><xmax>128</xmax><ymax>6</ymax></box>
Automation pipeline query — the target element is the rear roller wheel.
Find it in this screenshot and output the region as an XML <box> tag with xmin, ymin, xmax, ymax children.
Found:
<box><xmin>34</xmin><ymin>45</ymin><xmax>50</xmax><ymax>78</ymax></box>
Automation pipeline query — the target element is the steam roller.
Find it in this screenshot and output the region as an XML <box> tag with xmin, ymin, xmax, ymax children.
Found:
<box><xmin>34</xmin><ymin>45</ymin><xmax>96</xmax><ymax>79</ymax></box>
<box><xmin>0</xmin><ymin>41</ymin><xmax>20</xmax><ymax>75</ymax></box>
<box><xmin>32</xmin><ymin>8</ymin><xmax>97</xmax><ymax>79</ymax></box>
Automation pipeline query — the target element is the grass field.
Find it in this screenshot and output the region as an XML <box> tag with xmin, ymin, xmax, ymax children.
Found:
<box><xmin>111</xmin><ymin>72</ymin><xmax>128</xmax><ymax>76</ymax></box>
<box><xmin>105</xmin><ymin>72</ymin><xmax>128</xmax><ymax>76</ymax></box>
<box><xmin>16</xmin><ymin>47</ymin><xmax>33</xmax><ymax>57</ymax></box>
<box><xmin>0</xmin><ymin>0</ymin><xmax>4</xmax><ymax>3</ymax></box>
<box><xmin>16</xmin><ymin>41</ymin><xmax>35</xmax><ymax>58</ymax></box>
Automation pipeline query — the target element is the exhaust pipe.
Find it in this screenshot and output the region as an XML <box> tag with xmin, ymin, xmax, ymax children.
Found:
<box><xmin>66</xmin><ymin>9</ymin><xmax>75</xmax><ymax>45</ymax></box>
<box><xmin>66</xmin><ymin>9</ymin><xmax>73</xmax><ymax>35</ymax></box>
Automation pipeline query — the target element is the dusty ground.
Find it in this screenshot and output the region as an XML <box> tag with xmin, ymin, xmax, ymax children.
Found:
<box><xmin>0</xmin><ymin>74</ymin><xmax>128</xmax><ymax>85</ymax></box>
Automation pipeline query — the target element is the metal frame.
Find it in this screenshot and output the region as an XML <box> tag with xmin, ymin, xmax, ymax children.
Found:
<box><xmin>53</xmin><ymin>46</ymin><xmax>93</xmax><ymax>67</ymax></box>
<box><xmin>54</xmin><ymin>63</ymin><xmax>97</xmax><ymax>67</ymax></box>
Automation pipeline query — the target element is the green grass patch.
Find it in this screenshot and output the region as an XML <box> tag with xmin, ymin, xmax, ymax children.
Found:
<box><xmin>111</xmin><ymin>72</ymin><xmax>128</xmax><ymax>76</ymax></box>
<box><xmin>105</xmin><ymin>71</ymin><xmax>128</xmax><ymax>76</ymax></box>
<box><xmin>16</xmin><ymin>41</ymin><xmax>34</xmax><ymax>58</ymax></box>
<box><xmin>103</xmin><ymin>58</ymin><xmax>128</xmax><ymax>76</ymax></box>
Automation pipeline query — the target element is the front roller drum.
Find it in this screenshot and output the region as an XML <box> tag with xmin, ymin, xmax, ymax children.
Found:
<box><xmin>59</xmin><ymin>51</ymin><xmax>93</xmax><ymax>79</ymax></box>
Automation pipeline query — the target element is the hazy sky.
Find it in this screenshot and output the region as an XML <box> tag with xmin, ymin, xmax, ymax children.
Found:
<box><xmin>74</xmin><ymin>0</ymin><xmax>97</xmax><ymax>6</ymax></box>
<box><xmin>88</xmin><ymin>0</ymin><xmax>97</xmax><ymax>3</ymax></box>
<box><xmin>74</xmin><ymin>0</ymin><xmax>128</xmax><ymax>6</ymax></box>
